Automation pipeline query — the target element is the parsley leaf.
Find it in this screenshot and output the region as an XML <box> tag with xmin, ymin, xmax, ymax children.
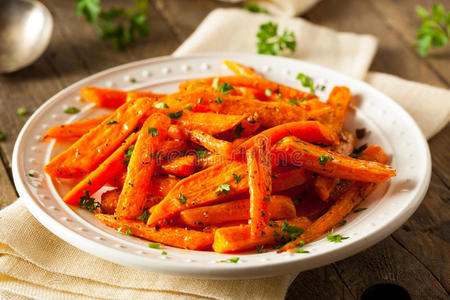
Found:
<box><xmin>244</xmin><ymin>2</ymin><xmax>268</xmax><ymax>14</ymax></box>
<box><xmin>153</xmin><ymin>102</ymin><xmax>169</xmax><ymax>109</ymax></box>
<box><xmin>256</xmin><ymin>245</ymin><xmax>264</xmax><ymax>253</ymax></box>
<box><xmin>353</xmin><ymin>207</ymin><xmax>367</xmax><ymax>213</ymax></box>
<box><xmin>318</xmin><ymin>155</ymin><xmax>333</xmax><ymax>166</ymax></box>
<box><xmin>137</xmin><ymin>210</ymin><xmax>149</xmax><ymax>221</ymax></box>
<box><xmin>75</xmin><ymin>0</ymin><xmax>149</xmax><ymax>50</ymax></box>
<box><xmin>106</xmin><ymin>120</ymin><xmax>118</xmax><ymax>125</ymax></box>
<box><xmin>296</xmin><ymin>73</ymin><xmax>315</xmax><ymax>93</ymax></box>
<box><xmin>232</xmin><ymin>173</ymin><xmax>243</xmax><ymax>184</ymax></box>
<box><xmin>148</xmin><ymin>127</ymin><xmax>158</xmax><ymax>137</ymax></box>
<box><xmin>178</xmin><ymin>193</ymin><xmax>187</xmax><ymax>204</ymax></box>
<box><xmin>123</xmin><ymin>145</ymin><xmax>135</xmax><ymax>165</ymax></box>
<box><xmin>220</xmin><ymin>257</ymin><xmax>240</xmax><ymax>263</ymax></box>
<box><xmin>281</xmin><ymin>220</ymin><xmax>304</xmax><ymax>241</ymax></box>
<box><xmin>256</xmin><ymin>21</ymin><xmax>296</xmax><ymax>55</ymax></box>
<box><xmin>167</xmin><ymin>111</ymin><xmax>183</xmax><ymax>119</ymax></box>
<box><xmin>296</xmin><ymin>248</ymin><xmax>309</xmax><ymax>254</ymax></box>
<box><xmin>215</xmin><ymin>97</ymin><xmax>223</xmax><ymax>104</ymax></box>
<box><xmin>216</xmin><ymin>82</ymin><xmax>234</xmax><ymax>95</ymax></box>
<box><xmin>415</xmin><ymin>4</ymin><xmax>450</xmax><ymax>56</ymax></box>
<box><xmin>117</xmin><ymin>225</ymin><xmax>131</xmax><ymax>236</ymax></box>
<box><xmin>195</xmin><ymin>147</ymin><xmax>209</xmax><ymax>159</ymax></box>
<box><xmin>161</xmin><ymin>251</ymin><xmax>167</xmax><ymax>255</ymax></box>
<box><xmin>288</xmin><ymin>98</ymin><xmax>298</xmax><ymax>106</ymax></box>
<box><xmin>64</xmin><ymin>107</ymin><xmax>80</xmax><ymax>114</ymax></box>
<box><xmin>79</xmin><ymin>190</ymin><xmax>100</xmax><ymax>212</ymax></box>
<box><xmin>233</xmin><ymin>123</ymin><xmax>244</xmax><ymax>138</ymax></box>
<box><xmin>215</xmin><ymin>183</ymin><xmax>231</xmax><ymax>196</ymax></box>
<box><xmin>17</xmin><ymin>107</ymin><xmax>27</xmax><ymax>116</ymax></box>
<box><xmin>327</xmin><ymin>230</ymin><xmax>349</xmax><ymax>243</ymax></box>
<box><xmin>148</xmin><ymin>242</ymin><xmax>161</xmax><ymax>248</ymax></box>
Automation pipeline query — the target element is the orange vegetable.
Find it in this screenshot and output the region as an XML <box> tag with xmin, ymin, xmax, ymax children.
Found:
<box><xmin>179</xmin><ymin>195</ymin><xmax>296</xmax><ymax>228</ymax></box>
<box><xmin>126</xmin><ymin>91</ymin><xmax>164</xmax><ymax>103</ymax></box>
<box><xmin>246</xmin><ymin>137</ymin><xmax>272</xmax><ymax>238</ymax></box>
<box><xmin>43</xmin><ymin>115</ymin><xmax>109</xmax><ymax>140</ymax></box>
<box><xmin>159</xmin><ymin>140</ymin><xmax>188</xmax><ymax>160</ymax></box>
<box><xmin>160</xmin><ymin>155</ymin><xmax>196</xmax><ymax>177</ymax></box>
<box><xmin>115</xmin><ymin>113</ymin><xmax>171</xmax><ymax>218</ymax></box>
<box><xmin>223</xmin><ymin>60</ymin><xmax>263</xmax><ymax>78</ymax></box>
<box><xmin>95</xmin><ymin>214</ymin><xmax>213</xmax><ymax>250</ymax></box>
<box><xmin>45</xmin><ymin>98</ymin><xmax>155</xmax><ymax>178</ymax></box>
<box><xmin>213</xmin><ymin>217</ymin><xmax>312</xmax><ymax>253</ymax></box>
<box><xmin>326</xmin><ymin>86</ymin><xmax>352</xmax><ymax>133</ymax></box>
<box><xmin>167</xmin><ymin>125</ymin><xmax>188</xmax><ymax>140</ymax></box>
<box><xmin>313</xmin><ymin>176</ymin><xmax>338</xmax><ymax>201</ymax></box>
<box><xmin>80</xmin><ymin>87</ymin><xmax>128</xmax><ymax>108</ymax></box>
<box><xmin>100</xmin><ymin>189</ymin><xmax>121</xmax><ymax>214</ymax></box>
<box><xmin>272</xmin><ymin>136</ymin><xmax>395</xmax><ymax>182</ymax></box>
<box><xmin>177</xmin><ymin>112</ymin><xmax>248</xmax><ymax>134</ymax></box>
<box><xmin>187</xmin><ymin>129</ymin><xmax>233</xmax><ymax>159</ymax></box>
<box><xmin>147</xmin><ymin>160</ymin><xmax>249</xmax><ymax>225</ymax></box>
<box><xmin>272</xmin><ymin>168</ymin><xmax>310</xmax><ymax>193</ymax></box>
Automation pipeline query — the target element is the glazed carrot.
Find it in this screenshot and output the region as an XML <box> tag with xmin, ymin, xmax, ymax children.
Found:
<box><xmin>223</xmin><ymin>60</ymin><xmax>263</xmax><ymax>78</ymax></box>
<box><xmin>279</xmin><ymin>145</ymin><xmax>388</xmax><ymax>251</ymax></box>
<box><xmin>314</xmin><ymin>176</ymin><xmax>338</xmax><ymax>201</ymax></box>
<box><xmin>45</xmin><ymin>98</ymin><xmax>155</xmax><ymax>178</ymax></box>
<box><xmin>327</xmin><ymin>86</ymin><xmax>352</xmax><ymax>133</ymax></box>
<box><xmin>63</xmin><ymin>132</ymin><xmax>137</xmax><ymax>205</ymax></box>
<box><xmin>236</xmin><ymin>113</ymin><xmax>260</xmax><ymax>137</ymax></box>
<box><xmin>80</xmin><ymin>87</ymin><xmax>128</xmax><ymax>108</ymax></box>
<box><xmin>159</xmin><ymin>140</ymin><xmax>188</xmax><ymax>160</ymax></box>
<box><xmin>126</xmin><ymin>91</ymin><xmax>164</xmax><ymax>103</ymax></box>
<box><xmin>95</xmin><ymin>214</ymin><xmax>213</xmax><ymax>250</ymax></box>
<box><xmin>179</xmin><ymin>195</ymin><xmax>296</xmax><ymax>228</ymax></box>
<box><xmin>160</xmin><ymin>155</ymin><xmax>196</xmax><ymax>177</ymax></box>
<box><xmin>115</xmin><ymin>113</ymin><xmax>171</xmax><ymax>218</ymax></box>
<box><xmin>247</xmin><ymin>137</ymin><xmax>272</xmax><ymax>238</ymax></box>
<box><xmin>359</xmin><ymin>145</ymin><xmax>388</xmax><ymax>164</ymax></box>
<box><xmin>187</xmin><ymin>129</ymin><xmax>233</xmax><ymax>159</ymax></box>
<box><xmin>272</xmin><ymin>136</ymin><xmax>395</xmax><ymax>182</ymax></box>
<box><xmin>43</xmin><ymin>115</ymin><xmax>110</xmax><ymax>140</ymax></box>
<box><xmin>176</xmin><ymin>112</ymin><xmax>247</xmax><ymax>134</ymax></box>
<box><xmin>213</xmin><ymin>217</ymin><xmax>312</xmax><ymax>253</ymax></box>
<box><xmin>238</xmin><ymin>121</ymin><xmax>338</xmax><ymax>152</ymax></box>
<box><xmin>272</xmin><ymin>168</ymin><xmax>310</xmax><ymax>193</ymax></box>
<box><xmin>167</xmin><ymin>125</ymin><xmax>188</xmax><ymax>140</ymax></box>
<box><xmin>197</xmin><ymin>153</ymin><xmax>223</xmax><ymax>169</ymax></box>
<box><xmin>101</xmin><ymin>176</ymin><xmax>180</xmax><ymax>214</ymax></box>
<box><xmin>147</xmin><ymin>160</ymin><xmax>249</xmax><ymax>225</ymax></box>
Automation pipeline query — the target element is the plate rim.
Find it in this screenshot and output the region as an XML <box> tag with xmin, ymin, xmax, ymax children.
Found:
<box><xmin>12</xmin><ymin>52</ymin><xmax>432</xmax><ymax>279</ymax></box>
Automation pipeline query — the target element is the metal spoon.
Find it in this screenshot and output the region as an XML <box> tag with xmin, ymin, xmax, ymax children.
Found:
<box><xmin>0</xmin><ymin>0</ymin><xmax>53</xmax><ymax>73</ymax></box>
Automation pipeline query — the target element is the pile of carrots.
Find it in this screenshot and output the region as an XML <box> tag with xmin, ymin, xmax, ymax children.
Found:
<box><xmin>43</xmin><ymin>61</ymin><xmax>396</xmax><ymax>253</ymax></box>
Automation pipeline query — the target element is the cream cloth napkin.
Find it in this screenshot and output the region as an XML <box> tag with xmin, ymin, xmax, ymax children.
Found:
<box><xmin>175</xmin><ymin>9</ymin><xmax>450</xmax><ymax>139</ymax></box>
<box><xmin>1</xmin><ymin>6</ymin><xmax>450</xmax><ymax>300</ymax></box>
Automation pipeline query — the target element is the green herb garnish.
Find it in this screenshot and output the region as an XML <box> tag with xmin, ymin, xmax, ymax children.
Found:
<box><xmin>17</xmin><ymin>107</ymin><xmax>27</xmax><ymax>116</ymax></box>
<box><xmin>178</xmin><ymin>193</ymin><xmax>187</xmax><ymax>204</ymax></box>
<box><xmin>148</xmin><ymin>242</ymin><xmax>161</xmax><ymax>249</ymax></box>
<box><xmin>106</xmin><ymin>120</ymin><xmax>118</xmax><ymax>125</ymax></box>
<box><xmin>233</xmin><ymin>123</ymin><xmax>244</xmax><ymax>138</ymax></box>
<box><xmin>64</xmin><ymin>107</ymin><xmax>80</xmax><ymax>114</ymax></box>
<box><xmin>123</xmin><ymin>145</ymin><xmax>135</xmax><ymax>165</ymax></box>
<box><xmin>288</xmin><ymin>98</ymin><xmax>298</xmax><ymax>106</ymax></box>
<box><xmin>244</xmin><ymin>2</ymin><xmax>268</xmax><ymax>14</ymax></box>
<box><xmin>117</xmin><ymin>225</ymin><xmax>131</xmax><ymax>236</ymax></box>
<box><xmin>154</xmin><ymin>102</ymin><xmax>169</xmax><ymax>109</ymax></box>
<box><xmin>256</xmin><ymin>21</ymin><xmax>296</xmax><ymax>55</ymax></box>
<box><xmin>28</xmin><ymin>173</ymin><xmax>35</xmax><ymax>177</ymax></box>
<box><xmin>296</xmin><ymin>73</ymin><xmax>315</xmax><ymax>93</ymax></box>
<box><xmin>195</xmin><ymin>147</ymin><xmax>209</xmax><ymax>159</ymax></box>
<box><xmin>281</xmin><ymin>220</ymin><xmax>304</xmax><ymax>241</ymax></box>
<box><xmin>167</xmin><ymin>111</ymin><xmax>183</xmax><ymax>119</ymax></box>
<box><xmin>327</xmin><ymin>230</ymin><xmax>349</xmax><ymax>243</ymax></box>
<box><xmin>216</xmin><ymin>82</ymin><xmax>234</xmax><ymax>95</ymax></box>
<box><xmin>415</xmin><ymin>3</ymin><xmax>450</xmax><ymax>56</ymax></box>
<box><xmin>220</xmin><ymin>257</ymin><xmax>240</xmax><ymax>263</ymax></box>
<box><xmin>161</xmin><ymin>251</ymin><xmax>167</xmax><ymax>255</ymax></box>
<box><xmin>353</xmin><ymin>207</ymin><xmax>367</xmax><ymax>213</ymax></box>
<box><xmin>79</xmin><ymin>190</ymin><xmax>100</xmax><ymax>212</ymax></box>
<box><xmin>148</xmin><ymin>127</ymin><xmax>158</xmax><ymax>137</ymax></box>
<box><xmin>215</xmin><ymin>183</ymin><xmax>231</xmax><ymax>196</ymax></box>
<box><xmin>232</xmin><ymin>173</ymin><xmax>243</xmax><ymax>184</ymax></box>
<box><xmin>256</xmin><ymin>245</ymin><xmax>264</xmax><ymax>253</ymax></box>
<box><xmin>215</xmin><ymin>97</ymin><xmax>223</xmax><ymax>104</ymax></box>
<box><xmin>318</xmin><ymin>155</ymin><xmax>333</xmax><ymax>166</ymax></box>
<box><xmin>137</xmin><ymin>210</ymin><xmax>149</xmax><ymax>221</ymax></box>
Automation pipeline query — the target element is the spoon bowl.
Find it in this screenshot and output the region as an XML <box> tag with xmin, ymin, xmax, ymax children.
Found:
<box><xmin>0</xmin><ymin>0</ymin><xmax>53</xmax><ymax>73</ymax></box>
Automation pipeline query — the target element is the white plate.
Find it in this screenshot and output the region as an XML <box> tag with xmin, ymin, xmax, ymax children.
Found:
<box><xmin>12</xmin><ymin>53</ymin><xmax>431</xmax><ymax>279</ymax></box>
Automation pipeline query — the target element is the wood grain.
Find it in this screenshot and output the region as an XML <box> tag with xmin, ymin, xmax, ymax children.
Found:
<box><xmin>0</xmin><ymin>0</ymin><xmax>448</xmax><ymax>299</ymax></box>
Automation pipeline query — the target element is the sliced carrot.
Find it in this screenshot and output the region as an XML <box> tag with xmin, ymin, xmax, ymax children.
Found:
<box><xmin>160</xmin><ymin>155</ymin><xmax>196</xmax><ymax>177</ymax></box>
<box><xmin>179</xmin><ymin>195</ymin><xmax>295</xmax><ymax>228</ymax></box>
<box><xmin>45</xmin><ymin>98</ymin><xmax>155</xmax><ymax>178</ymax></box>
<box><xmin>213</xmin><ymin>217</ymin><xmax>312</xmax><ymax>253</ymax></box>
<box><xmin>177</xmin><ymin>112</ymin><xmax>248</xmax><ymax>134</ymax></box>
<box><xmin>147</xmin><ymin>160</ymin><xmax>249</xmax><ymax>225</ymax></box>
<box><xmin>43</xmin><ymin>115</ymin><xmax>110</xmax><ymax>140</ymax></box>
<box><xmin>314</xmin><ymin>176</ymin><xmax>339</xmax><ymax>201</ymax></box>
<box><xmin>272</xmin><ymin>168</ymin><xmax>310</xmax><ymax>193</ymax></box>
<box><xmin>187</xmin><ymin>129</ymin><xmax>233</xmax><ymax>159</ymax></box>
<box><xmin>115</xmin><ymin>113</ymin><xmax>171</xmax><ymax>218</ymax></box>
<box><xmin>126</xmin><ymin>91</ymin><xmax>164</xmax><ymax>103</ymax></box>
<box><xmin>327</xmin><ymin>86</ymin><xmax>352</xmax><ymax>133</ymax></box>
<box><xmin>167</xmin><ymin>125</ymin><xmax>188</xmax><ymax>140</ymax></box>
<box><xmin>247</xmin><ymin>137</ymin><xmax>272</xmax><ymax>238</ymax></box>
<box><xmin>95</xmin><ymin>214</ymin><xmax>213</xmax><ymax>250</ymax></box>
<box><xmin>223</xmin><ymin>60</ymin><xmax>263</xmax><ymax>78</ymax></box>
<box><xmin>272</xmin><ymin>136</ymin><xmax>396</xmax><ymax>182</ymax></box>
<box><xmin>159</xmin><ymin>140</ymin><xmax>188</xmax><ymax>160</ymax></box>
<box><xmin>197</xmin><ymin>153</ymin><xmax>223</xmax><ymax>169</ymax></box>
<box><xmin>80</xmin><ymin>87</ymin><xmax>128</xmax><ymax>108</ymax></box>
<box><xmin>100</xmin><ymin>189</ymin><xmax>121</xmax><ymax>214</ymax></box>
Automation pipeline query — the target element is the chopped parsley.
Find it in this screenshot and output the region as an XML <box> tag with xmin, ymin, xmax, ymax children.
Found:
<box><xmin>215</xmin><ymin>183</ymin><xmax>231</xmax><ymax>196</ymax></box>
<box><xmin>257</xmin><ymin>21</ymin><xmax>296</xmax><ymax>55</ymax></box>
<box><xmin>232</xmin><ymin>173</ymin><xmax>243</xmax><ymax>184</ymax></box>
<box><xmin>153</xmin><ymin>102</ymin><xmax>169</xmax><ymax>109</ymax></box>
<box><xmin>64</xmin><ymin>107</ymin><xmax>80</xmax><ymax>114</ymax></box>
<box><xmin>353</xmin><ymin>207</ymin><xmax>367</xmax><ymax>213</ymax></box>
<box><xmin>148</xmin><ymin>243</ymin><xmax>161</xmax><ymax>249</ymax></box>
<box><xmin>106</xmin><ymin>120</ymin><xmax>118</xmax><ymax>125</ymax></box>
<box><xmin>185</xmin><ymin>105</ymin><xmax>192</xmax><ymax>111</ymax></box>
<box><xmin>117</xmin><ymin>225</ymin><xmax>131</xmax><ymax>236</ymax></box>
<box><xmin>288</xmin><ymin>98</ymin><xmax>298</xmax><ymax>105</ymax></box>
<box><xmin>198</xmin><ymin>97</ymin><xmax>203</xmax><ymax>104</ymax></box>
<box><xmin>318</xmin><ymin>155</ymin><xmax>333</xmax><ymax>166</ymax></box>
<box><xmin>215</xmin><ymin>97</ymin><xmax>223</xmax><ymax>104</ymax></box>
<box><xmin>265</xmin><ymin>89</ymin><xmax>272</xmax><ymax>97</ymax></box>
<box><xmin>281</xmin><ymin>220</ymin><xmax>304</xmax><ymax>241</ymax></box>
<box><xmin>123</xmin><ymin>145</ymin><xmax>135</xmax><ymax>165</ymax></box>
<box><xmin>28</xmin><ymin>173</ymin><xmax>35</xmax><ymax>177</ymax></box>
<box><xmin>338</xmin><ymin>220</ymin><xmax>347</xmax><ymax>226</ymax></box>
<box><xmin>79</xmin><ymin>190</ymin><xmax>100</xmax><ymax>212</ymax></box>
<box><xmin>296</xmin><ymin>248</ymin><xmax>309</xmax><ymax>254</ymax></box>
<box><xmin>130</xmin><ymin>77</ymin><xmax>137</xmax><ymax>83</ymax></box>
<box><xmin>256</xmin><ymin>245</ymin><xmax>264</xmax><ymax>253</ymax></box>
<box><xmin>327</xmin><ymin>230</ymin><xmax>349</xmax><ymax>243</ymax></box>
<box><xmin>17</xmin><ymin>107</ymin><xmax>27</xmax><ymax>116</ymax></box>
<box><xmin>167</xmin><ymin>111</ymin><xmax>183</xmax><ymax>119</ymax></box>
<box><xmin>296</xmin><ymin>73</ymin><xmax>315</xmax><ymax>93</ymax></box>
<box><xmin>137</xmin><ymin>210</ymin><xmax>149</xmax><ymax>221</ymax></box>
<box><xmin>220</xmin><ymin>257</ymin><xmax>240</xmax><ymax>263</ymax></box>
<box><xmin>233</xmin><ymin>123</ymin><xmax>244</xmax><ymax>138</ymax></box>
<box><xmin>244</xmin><ymin>2</ymin><xmax>268</xmax><ymax>14</ymax></box>
<box><xmin>161</xmin><ymin>251</ymin><xmax>167</xmax><ymax>255</ymax></box>
<box><xmin>216</xmin><ymin>82</ymin><xmax>234</xmax><ymax>95</ymax></box>
<box><xmin>178</xmin><ymin>193</ymin><xmax>187</xmax><ymax>204</ymax></box>
<box><xmin>195</xmin><ymin>147</ymin><xmax>209</xmax><ymax>159</ymax></box>
<box><xmin>148</xmin><ymin>127</ymin><xmax>158</xmax><ymax>137</ymax></box>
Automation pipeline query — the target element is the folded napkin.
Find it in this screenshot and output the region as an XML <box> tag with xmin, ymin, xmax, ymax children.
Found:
<box><xmin>1</xmin><ymin>6</ymin><xmax>449</xmax><ymax>300</ymax></box>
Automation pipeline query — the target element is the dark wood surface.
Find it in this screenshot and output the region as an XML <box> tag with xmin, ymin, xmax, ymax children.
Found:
<box><xmin>0</xmin><ymin>0</ymin><xmax>448</xmax><ymax>299</ymax></box>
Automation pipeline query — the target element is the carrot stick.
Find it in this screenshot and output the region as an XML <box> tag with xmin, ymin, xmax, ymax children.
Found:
<box><xmin>167</xmin><ymin>125</ymin><xmax>188</xmax><ymax>140</ymax></box>
<box><xmin>238</xmin><ymin>121</ymin><xmax>338</xmax><ymax>152</ymax></box>
<box><xmin>147</xmin><ymin>160</ymin><xmax>249</xmax><ymax>225</ymax></box>
<box><xmin>43</xmin><ymin>115</ymin><xmax>110</xmax><ymax>140</ymax></box>
<box><xmin>80</xmin><ymin>87</ymin><xmax>128</xmax><ymax>108</ymax></box>
<box><xmin>160</xmin><ymin>155</ymin><xmax>196</xmax><ymax>177</ymax></box>
<box><xmin>223</xmin><ymin>60</ymin><xmax>263</xmax><ymax>78</ymax></box>
<box><xmin>100</xmin><ymin>189</ymin><xmax>121</xmax><ymax>214</ymax></box>
<box><xmin>177</xmin><ymin>112</ymin><xmax>248</xmax><ymax>134</ymax></box>
<box><xmin>115</xmin><ymin>113</ymin><xmax>171</xmax><ymax>218</ymax></box>
<box><xmin>279</xmin><ymin>145</ymin><xmax>388</xmax><ymax>252</ymax></box>
<box><xmin>213</xmin><ymin>217</ymin><xmax>312</xmax><ymax>253</ymax></box>
<box><xmin>326</xmin><ymin>86</ymin><xmax>352</xmax><ymax>133</ymax></box>
<box><xmin>159</xmin><ymin>140</ymin><xmax>188</xmax><ymax>160</ymax></box>
<box><xmin>314</xmin><ymin>176</ymin><xmax>339</xmax><ymax>201</ymax></box>
<box><xmin>187</xmin><ymin>129</ymin><xmax>233</xmax><ymax>159</ymax></box>
<box><xmin>179</xmin><ymin>195</ymin><xmax>296</xmax><ymax>228</ymax></box>
<box><xmin>272</xmin><ymin>168</ymin><xmax>310</xmax><ymax>193</ymax></box>
<box><xmin>247</xmin><ymin>137</ymin><xmax>272</xmax><ymax>238</ymax></box>
<box><xmin>126</xmin><ymin>91</ymin><xmax>164</xmax><ymax>103</ymax></box>
<box><xmin>95</xmin><ymin>214</ymin><xmax>213</xmax><ymax>250</ymax></box>
<box><xmin>272</xmin><ymin>136</ymin><xmax>396</xmax><ymax>182</ymax></box>
<box><xmin>45</xmin><ymin>98</ymin><xmax>155</xmax><ymax>178</ymax></box>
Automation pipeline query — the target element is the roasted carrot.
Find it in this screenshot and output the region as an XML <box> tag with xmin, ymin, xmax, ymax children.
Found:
<box><xmin>272</xmin><ymin>136</ymin><xmax>395</xmax><ymax>182</ymax></box>
<box><xmin>126</xmin><ymin>91</ymin><xmax>164</xmax><ymax>103</ymax></box>
<box><xmin>45</xmin><ymin>98</ymin><xmax>155</xmax><ymax>178</ymax></box>
<box><xmin>272</xmin><ymin>168</ymin><xmax>310</xmax><ymax>193</ymax></box>
<box><xmin>147</xmin><ymin>160</ymin><xmax>249</xmax><ymax>225</ymax></box>
<box><xmin>213</xmin><ymin>217</ymin><xmax>312</xmax><ymax>253</ymax></box>
<box><xmin>159</xmin><ymin>140</ymin><xmax>188</xmax><ymax>160</ymax></box>
<box><xmin>115</xmin><ymin>113</ymin><xmax>171</xmax><ymax>218</ymax></box>
<box><xmin>247</xmin><ymin>137</ymin><xmax>272</xmax><ymax>238</ymax></box>
<box><xmin>95</xmin><ymin>214</ymin><xmax>213</xmax><ymax>250</ymax></box>
<box><xmin>223</xmin><ymin>60</ymin><xmax>263</xmax><ymax>78</ymax></box>
<box><xmin>80</xmin><ymin>87</ymin><xmax>128</xmax><ymax>108</ymax></box>
<box><xmin>314</xmin><ymin>176</ymin><xmax>339</xmax><ymax>201</ymax></box>
<box><xmin>179</xmin><ymin>195</ymin><xmax>295</xmax><ymax>228</ymax></box>
<box><xmin>100</xmin><ymin>189</ymin><xmax>121</xmax><ymax>214</ymax></box>
<box><xmin>43</xmin><ymin>115</ymin><xmax>109</xmax><ymax>140</ymax></box>
<box><xmin>326</xmin><ymin>86</ymin><xmax>352</xmax><ymax>133</ymax></box>
<box><xmin>167</xmin><ymin>125</ymin><xmax>188</xmax><ymax>140</ymax></box>
<box><xmin>177</xmin><ymin>112</ymin><xmax>248</xmax><ymax>134</ymax></box>
<box><xmin>187</xmin><ymin>129</ymin><xmax>233</xmax><ymax>159</ymax></box>
<box><xmin>160</xmin><ymin>155</ymin><xmax>196</xmax><ymax>177</ymax></box>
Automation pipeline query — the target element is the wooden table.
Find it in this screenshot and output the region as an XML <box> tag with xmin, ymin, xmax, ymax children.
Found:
<box><xmin>0</xmin><ymin>0</ymin><xmax>448</xmax><ymax>299</ymax></box>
